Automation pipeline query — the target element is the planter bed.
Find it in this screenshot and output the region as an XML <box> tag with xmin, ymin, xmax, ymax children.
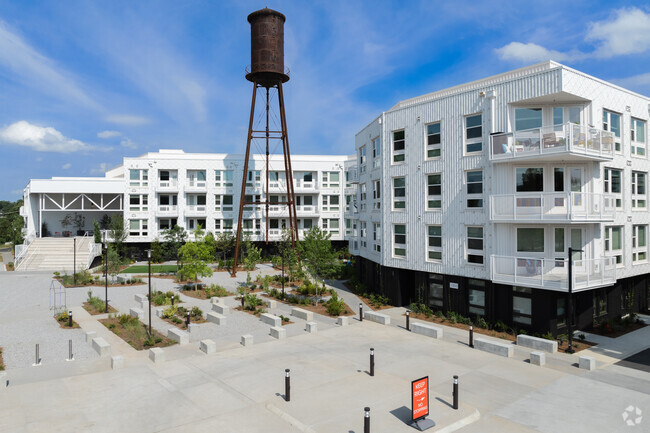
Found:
<box><xmin>100</xmin><ymin>315</ymin><xmax>176</xmax><ymax>350</ymax></box>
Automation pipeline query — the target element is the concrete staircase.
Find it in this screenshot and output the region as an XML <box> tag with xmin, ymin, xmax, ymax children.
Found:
<box><xmin>15</xmin><ymin>237</ymin><xmax>99</xmax><ymax>272</ymax></box>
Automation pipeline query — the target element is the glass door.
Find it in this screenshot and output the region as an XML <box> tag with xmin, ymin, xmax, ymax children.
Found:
<box><xmin>570</xmin><ymin>167</ymin><xmax>585</xmax><ymax>214</ymax></box>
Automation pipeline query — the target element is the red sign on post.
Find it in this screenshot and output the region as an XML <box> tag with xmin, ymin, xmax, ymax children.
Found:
<box><xmin>411</xmin><ymin>376</ymin><xmax>429</xmax><ymax>421</ymax></box>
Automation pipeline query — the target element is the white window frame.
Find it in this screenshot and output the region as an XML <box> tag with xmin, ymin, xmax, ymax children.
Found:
<box><xmin>393</xmin><ymin>177</ymin><xmax>406</xmax><ymax>210</ymax></box>
<box><xmin>427</xmin><ymin>173</ymin><xmax>441</xmax><ymax>210</ymax></box>
<box><xmin>215</xmin><ymin>170</ymin><xmax>234</xmax><ymax>188</ymax></box>
<box><xmin>322</xmin><ymin>171</ymin><xmax>340</xmax><ymax>188</ymax></box>
<box><xmin>393</xmin><ymin>224</ymin><xmax>406</xmax><ymax>258</ymax></box>
<box><xmin>464</xmin><ymin>113</ymin><xmax>483</xmax><ymax>154</ymax></box>
<box><xmin>243</xmin><ymin>218</ymin><xmax>261</xmax><ymax>235</ymax></box>
<box><xmin>372</xmin><ymin>180</ymin><xmax>381</xmax><ymax>210</ymax></box>
<box><xmin>372</xmin><ymin>137</ymin><xmax>381</xmax><ymax>169</ymax></box>
<box><xmin>467</xmin><ymin>226</ymin><xmax>484</xmax><ymax>265</ymax></box>
<box><xmin>373</xmin><ymin>222</ymin><xmax>381</xmax><ymax>252</ymax></box>
<box><xmin>604</xmin><ymin>168</ymin><xmax>623</xmax><ymax>209</ymax></box>
<box><xmin>322</xmin><ymin>218</ymin><xmax>340</xmax><ymax>236</ymax></box>
<box><xmin>246</xmin><ymin>170</ymin><xmax>261</xmax><ymax>188</ymax></box>
<box><xmin>360</xmin><ymin>221</ymin><xmax>367</xmax><ymax>248</ymax></box>
<box><xmin>129</xmin><ymin>218</ymin><xmax>148</xmax><ymax>237</ymax></box>
<box><xmin>322</xmin><ymin>195</ymin><xmax>340</xmax><ymax>212</ymax></box>
<box><xmin>244</xmin><ymin>194</ymin><xmax>261</xmax><ymax>212</ymax></box>
<box><xmin>633</xmin><ymin>224</ymin><xmax>648</xmax><ymax>263</ymax></box>
<box><xmin>427</xmin><ymin>225</ymin><xmax>442</xmax><ymax>262</ymax></box>
<box><xmin>632</xmin><ymin>171</ymin><xmax>647</xmax><ymax>209</ymax></box>
<box><xmin>360</xmin><ymin>183</ymin><xmax>367</xmax><ymax>212</ymax></box>
<box><xmin>359</xmin><ymin>146</ymin><xmax>367</xmax><ymax>174</ymax></box>
<box><xmin>631</xmin><ymin>117</ymin><xmax>646</xmax><ymax>157</ymax></box>
<box><xmin>129</xmin><ymin>169</ymin><xmax>148</xmax><ymax>187</ymax></box>
<box><xmin>392</xmin><ymin>130</ymin><xmax>405</xmax><ymax>164</ymax></box>
<box><xmin>605</xmin><ymin>226</ymin><xmax>624</xmax><ymax>266</ymax></box>
<box><xmin>215</xmin><ymin>194</ymin><xmax>233</xmax><ymax>212</ymax></box>
<box><xmin>466</xmin><ymin>170</ymin><xmax>483</xmax><ymax>208</ymax></box>
<box><xmin>426</xmin><ymin>121</ymin><xmax>441</xmax><ymax>159</ymax></box>
<box><xmin>603</xmin><ymin>109</ymin><xmax>622</xmax><ymax>153</ymax></box>
<box><xmin>129</xmin><ymin>194</ymin><xmax>148</xmax><ymax>212</ymax></box>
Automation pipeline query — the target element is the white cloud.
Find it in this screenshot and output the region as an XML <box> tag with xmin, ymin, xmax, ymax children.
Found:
<box><xmin>97</xmin><ymin>130</ymin><xmax>121</xmax><ymax>139</ymax></box>
<box><xmin>495</xmin><ymin>42</ymin><xmax>572</xmax><ymax>63</ymax></box>
<box><xmin>0</xmin><ymin>121</ymin><xmax>91</xmax><ymax>153</ymax></box>
<box><xmin>106</xmin><ymin>114</ymin><xmax>151</xmax><ymax>126</ymax></box>
<box><xmin>612</xmin><ymin>72</ymin><xmax>650</xmax><ymax>87</ymax></box>
<box><xmin>0</xmin><ymin>21</ymin><xmax>99</xmax><ymax>110</ymax></box>
<box><xmin>120</xmin><ymin>138</ymin><xmax>137</xmax><ymax>149</ymax></box>
<box><xmin>587</xmin><ymin>8</ymin><xmax>650</xmax><ymax>58</ymax></box>
<box><xmin>90</xmin><ymin>163</ymin><xmax>109</xmax><ymax>174</ymax></box>
<box><xmin>62</xmin><ymin>163</ymin><xmax>71</xmax><ymax>170</ymax></box>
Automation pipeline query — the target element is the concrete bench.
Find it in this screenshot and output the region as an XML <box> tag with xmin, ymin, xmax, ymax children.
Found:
<box><xmin>336</xmin><ymin>316</ymin><xmax>349</xmax><ymax>326</ymax></box>
<box><xmin>530</xmin><ymin>351</ymin><xmax>545</xmax><ymax>366</ymax></box>
<box><xmin>579</xmin><ymin>356</ymin><xmax>596</xmax><ymax>371</ymax></box>
<box><xmin>474</xmin><ymin>338</ymin><xmax>513</xmax><ymax>358</ymax></box>
<box><xmin>260</xmin><ymin>313</ymin><xmax>281</xmax><ymax>327</ymax></box>
<box><xmin>291</xmin><ymin>308</ymin><xmax>313</xmax><ymax>321</ymax></box>
<box><xmin>363</xmin><ymin>311</ymin><xmax>391</xmax><ymax>325</ymax></box>
<box><xmin>155</xmin><ymin>308</ymin><xmax>164</xmax><ymax>318</ymax></box>
<box><xmin>167</xmin><ymin>328</ymin><xmax>189</xmax><ymax>345</ymax></box>
<box><xmin>207</xmin><ymin>312</ymin><xmax>227</xmax><ymax>326</ymax></box>
<box><xmin>211</xmin><ymin>303</ymin><xmax>230</xmax><ymax>315</ymax></box>
<box><xmin>92</xmin><ymin>337</ymin><xmax>110</xmax><ymax>357</ymax></box>
<box><xmin>265</xmin><ymin>299</ymin><xmax>277</xmax><ymax>309</ymax></box>
<box><xmin>411</xmin><ymin>322</ymin><xmax>443</xmax><ymax>339</ymax></box>
<box><xmin>200</xmin><ymin>339</ymin><xmax>216</xmax><ymax>354</ymax></box>
<box><xmin>111</xmin><ymin>355</ymin><xmax>124</xmax><ymax>370</ymax></box>
<box><xmin>149</xmin><ymin>348</ymin><xmax>165</xmax><ymax>363</ymax></box>
<box><xmin>270</xmin><ymin>326</ymin><xmax>286</xmax><ymax>339</ymax></box>
<box><xmin>210</xmin><ymin>297</ymin><xmax>223</xmax><ymax>305</ymax></box>
<box><xmin>305</xmin><ymin>322</ymin><xmax>317</xmax><ymax>333</ymax></box>
<box><xmin>85</xmin><ymin>331</ymin><xmax>97</xmax><ymax>343</ymax></box>
<box><xmin>134</xmin><ymin>294</ymin><xmax>148</xmax><ymax>303</ymax></box>
<box><xmin>129</xmin><ymin>308</ymin><xmax>144</xmax><ymax>320</ymax></box>
<box><xmin>241</xmin><ymin>334</ymin><xmax>253</xmax><ymax>347</ymax></box>
<box><xmin>517</xmin><ymin>334</ymin><xmax>558</xmax><ymax>353</ymax></box>
<box><xmin>187</xmin><ymin>323</ymin><xmax>198</xmax><ymax>334</ymax></box>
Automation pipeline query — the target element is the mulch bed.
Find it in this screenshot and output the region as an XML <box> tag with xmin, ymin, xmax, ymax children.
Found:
<box><xmin>180</xmin><ymin>289</ymin><xmax>235</xmax><ymax>300</ymax></box>
<box><xmin>260</xmin><ymin>294</ymin><xmax>355</xmax><ymax>317</ymax></box>
<box><xmin>160</xmin><ymin>314</ymin><xmax>207</xmax><ymax>329</ymax></box>
<box><xmin>407</xmin><ymin>312</ymin><xmax>596</xmax><ymax>353</ymax></box>
<box><xmin>342</xmin><ymin>282</ymin><xmax>393</xmax><ymax>311</ymax></box>
<box><xmin>55</xmin><ymin>316</ymin><xmax>80</xmax><ymax>329</ymax></box>
<box><xmin>590</xmin><ymin>321</ymin><xmax>647</xmax><ymax>338</ymax></box>
<box><xmin>82</xmin><ymin>302</ymin><xmax>117</xmax><ymax>315</ymax></box>
<box><xmin>55</xmin><ymin>278</ymin><xmax>145</xmax><ymax>288</ymax></box>
<box><xmin>234</xmin><ymin>306</ymin><xmax>294</xmax><ymax>325</ymax></box>
<box><xmin>99</xmin><ymin>317</ymin><xmax>176</xmax><ymax>350</ymax></box>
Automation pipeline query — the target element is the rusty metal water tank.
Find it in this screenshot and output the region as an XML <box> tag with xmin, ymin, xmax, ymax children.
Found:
<box><xmin>245</xmin><ymin>7</ymin><xmax>289</xmax><ymax>87</ymax></box>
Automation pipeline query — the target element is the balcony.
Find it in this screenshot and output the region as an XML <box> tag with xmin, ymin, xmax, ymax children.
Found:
<box><xmin>491</xmin><ymin>255</ymin><xmax>616</xmax><ymax>292</ymax></box>
<box><xmin>185</xmin><ymin>180</ymin><xmax>206</xmax><ymax>191</ymax></box>
<box><xmin>185</xmin><ymin>205</ymin><xmax>207</xmax><ymax>215</ymax></box>
<box><xmin>157</xmin><ymin>205</ymin><xmax>178</xmax><ymax>215</ymax></box>
<box><xmin>158</xmin><ymin>180</ymin><xmax>178</xmax><ymax>190</ymax></box>
<box><xmin>294</xmin><ymin>179</ymin><xmax>316</xmax><ymax>191</ymax></box>
<box><xmin>490</xmin><ymin>123</ymin><xmax>614</xmax><ymax>163</ymax></box>
<box><xmin>490</xmin><ymin>192</ymin><xmax>616</xmax><ymax>223</ymax></box>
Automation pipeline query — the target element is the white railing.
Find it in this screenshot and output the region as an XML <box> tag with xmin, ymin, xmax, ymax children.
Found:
<box><xmin>490</xmin><ymin>192</ymin><xmax>616</xmax><ymax>222</ymax></box>
<box><xmin>186</xmin><ymin>205</ymin><xmax>207</xmax><ymax>213</ymax></box>
<box><xmin>294</xmin><ymin>179</ymin><xmax>315</xmax><ymax>189</ymax></box>
<box><xmin>158</xmin><ymin>179</ymin><xmax>178</xmax><ymax>188</ymax></box>
<box><xmin>158</xmin><ymin>205</ymin><xmax>178</xmax><ymax>213</ymax></box>
<box><xmin>490</xmin><ymin>123</ymin><xmax>615</xmax><ymax>161</ymax></box>
<box><xmin>15</xmin><ymin>244</ymin><xmax>40</xmax><ymax>271</ymax></box>
<box><xmin>491</xmin><ymin>255</ymin><xmax>616</xmax><ymax>292</ymax></box>
<box><xmin>88</xmin><ymin>238</ymin><xmax>102</xmax><ymax>269</ymax></box>
<box><xmin>186</xmin><ymin>180</ymin><xmax>206</xmax><ymax>188</ymax></box>
<box><xmin>297</xmin><ymin>205</ymin><xmax>316</xmax><ymax>213</ymax></box>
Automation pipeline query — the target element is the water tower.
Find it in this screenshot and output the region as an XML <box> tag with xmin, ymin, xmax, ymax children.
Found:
<box><xmin>232</xmin><ymin>8</ymin><xmax>299</xmax><ymax>276</ymax></box>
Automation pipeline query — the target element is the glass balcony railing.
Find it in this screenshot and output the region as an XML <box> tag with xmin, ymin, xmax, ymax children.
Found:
<box><xmin>490</xmin><ymin>192</ymin><xmax>616</xmax><ymax>222</ymax></box>
<box><xmin>490</xmin><ymin>123</ymin><xmax>614</xmax><ymax>161</ymax></box>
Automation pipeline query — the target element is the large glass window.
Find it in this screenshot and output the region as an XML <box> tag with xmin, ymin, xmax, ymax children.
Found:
<box><xmin>428</xmin><ymin>274</ymin><xmax>444</xmax><ymax>307</ymax></box>
<box><xmin>467</xmin><ymin>226</ymin><xmax>484</xmax><ymax>264</ymax></box>
<box><xmin>468</xmin><ymin>279</ymin><xmax>486</xmax><ymax>316</ymax></box>
<box><xmin>426</xmin><ymin>122</ymin><xmax>441</xmax><ymax>159</ymax></box>
<box><xmin>465</xmin><ymin>114</ymin><xmax>482</xmax><ymax>153</ymax></box>
<box><xmin>513</xmin><ymin>291</ymin><xmax>532</xmax><ymax>325</ymax></box>
<box><xmin>427</xmin><ymin>225</ymin><xmax>442</xmax><ymax>262</ymax></box>
<box><xmin>215</xmin><ymin>195</ymin><xmax>233</xmax><ymax>212</ymax></box>
<box><xmin>359</xmin><ymin>146</ymin><xmax>367</xmax><ymax>173</ymax></box>
<box><xmin>631</xmin><ymin>117</ymin><xmax>646</xmax><ymax>156</ymax></box>
<box><xmin>605</xmin><ymin>226</ymin><xmax>623</xmax><ymax>265</ymax></box>
<box><xmin>360</xmin><ymin>183</ymin><xmax>367</xmax><ymax>212</ymax></box>
<box><xmin>604</xmin><ymin>168</ymin><xmax>622</xmax><ymax>208</ymax></box>
<box><xmin>129</xmin><ymin>194</ymin><xmax>148</xmax><ymax>212</ymax></box>
<box><xmin>373</xmin><ymin>222</ymin><xmax>381</xmax><ymax>252</ymax></box>
<box><xmin>129</xmin><ymin>169</ymin><xmax>148</xmax><ymax>187</ymax></box>
<box><xmin>215</xmin><ymin>170</ymin><xmax>233</xmax><ymax>187</ymax></box>
<box><xmin>593</xmin><ymin>290</ymin><xmax>607</xmax><ymax>318</ymax></box>
<box><xmin>517</xmin><ymin>228</ymin><xmax>544</xmax><ymax>252</ymax></box>
<box><xmin>393</xmin><ymin>130</ymin><xmax>405</xmax><ymax>163</ymax></box>
<box><xmin>427</xmin><ymin>174</ymin><xmax>441</xmax><ymax>210</ymax></box>
<box><xmin>372</xmin><ymin>137</ymin><xmax>381</xmax><ymax>169</ymax></box>
<box><xmin>322</xmin><ymin>195</ymin><xmax>340</xmax><ymax>212</ymax></box>
<box><xmin>466</xmin><ymin>170</ymin><xmax>483</xmax><ymax>208</ymax></box>
<box><xmin>373</xmin><ymin>180</ymin><xmax>381</xmax><ymax>210</ymax></box>
<box><xmin>515</xmin><ymin>108</ymin><xmax>542</xmax><ymax>131</ymax></box>
<box><xmin>393</xmin><ymin>177</ymin><xmax>406</xmax><ymax>210</ymax></box>
<box><xmin>360</xmin><ymin>221</ymin><xmax>367</xmax><ymax>248</ymax></box>
<box><xmin>516</xmin><ymin>168</ymin><xmax>544</xmax><ymax>192</ymax></box>
<box><xmin>633</xmin><ymin>225</ymin><xmax>647</xmax><ymax>263</ymax></box>
<box><xmin>394</xmin><ymin>224</ymin><xmax>406</xmax><ymax>257</ymax></box>
<box><xmin>632</xmin><ymin>171</ymin><xmax>646</xmax><ymax>209</ymax></box>
<box><xmin>129</xmin><ymin>219</ymin><xmax>148</xmax><ymax>237</ymax></box>
<box><xmin>603</xmin><ymin>109</ymin><xmax>622</xmax><ymax>153</ymax></box>
<box><xmin>322</xmin><ymin>172</ymin><xmax>340</xmax><ymax>188</ymax></box>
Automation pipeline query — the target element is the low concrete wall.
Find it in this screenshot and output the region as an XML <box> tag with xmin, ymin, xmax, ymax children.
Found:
<box><xmin>363</xmin><ymin>311</ymin><xmax>390</xmax><ymax>325</ymax></box>
<box><xmin>149</xmin><ymin>348</ymin><xmax>164</xmax><ymax>363</ymax></box>
<box><xmin>474</xmin><ymin>338</ymin><xmax>513</xmax><ymax>358</ymax></box>
<box><xmin>291</xmin><ymin>308</ymin><xmax>313</xmax><ymax>321</ymax></box>
<box><xmin>305</xmin><ymin>322</ymin><xmax>317</xmax><ymax>333</ymax></box>
<box><xmin>211</xmin><ymin>303</ymin><xmax>230</xmax><ymax>315</ymax></box>
<box><xmin>265</xmin><ymin>299</ymin><xmax>277</xmax><ymax>309</ymax></box>
<box><xmin>270</xmin><ymin>326</ymin><xmax>286</xmax><ymax>339</ymax></box>
<box><xmin>85</xmin><ymin>331</ymin><xmax>97</xmax><ymax>343</ymax></box>
<box><xmin>336</xmin><ymin>316</ymin><xmax>349</xmax><ymax>326</ymax></box>
<box><xmin>241</xmin><ymin>334</ymin><xmax>253</xmax><ymax>346</ymax></box>
<box><xmin>129</xmin><ymin>308</ymin><xmax>144</xmax><ymax>321</ymax></box>
<box><xmin>516</xmin><ymin>335</ymin><xmax>557</xmax><ymax>353</ymax></box>
<box><xmin>411</xmin><ymin>322</ymin><xmax>443</xmax><ymax>339</ymax></box>
<box><xmin>207</xmin><ymin>312</ymin><xmax>226</xmax><ymax>326</ymax></box>
<box><xmin>91</xmin><ymin>337</ymin><xmax>110</xmax><ymax>357</ymax></box>
<box><xmin>111</xmin><ymin>356</ymin><xmax>124</xmax><ymax>369</ymax></box>
<box><xmin>200</xmin><ymin>339</ymin><xmax>216</xmax><ymax>354</ymax></box>
<box><xmin>530</xmin><ymin>351</ymin><xmax>545</xmax><ymax>366</ymax></box>
<box><xmin>579</xmin><ymin>356</ymin><xmax>596</xmax><ymax>371</ymax></box>
<box><xmin>260</xmin><ymin>313</ymin><xmax>281</xmax><ymax>327</ymax></box>
<box><xmin>167</xmin><ymin>328</ymin><xmax>189</xmax><ymax>345</ymax></box>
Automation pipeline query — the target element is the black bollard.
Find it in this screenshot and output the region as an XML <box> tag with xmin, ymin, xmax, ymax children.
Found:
<box><xmin>68</xmin><ymin>339</ymin><xmax>73</xmax><ymax>361</ymax></box>
<box><xmin>186</xmin><ymin>311</ymin><xmax>191</xmax><ymax>327</ymax></box>
<box><xmin>469</xmin><ymin>325</ymin><xmax>474</xmax><ymax>348</ymax></box>
<box><xmin>406</xmin><ymin>310</ymin><xmax>410</xmax><ymax>331</ymax></box>
<box><xmin>285</xmin><ymin>369</ymin><xmax>290</xmax><ymax>402</ymax></box>
<box><xmin>453</xmin><ymin>375</ymin><xmax>459</xmax><ymax>410</ymax></box>
<box><xmin>370</xmin><ymin>348</ymin><xmax>375</xmax><ymax>376</ymax></box>
<box><xmin>171</xmin><ymin>295</ymin><xmax>175</xmax><ymax>306</ymax></box>
<box><xmin>364</xmin><ymin>407</ymin><xmax>370</xmax><ymax>433</ymax></box>
<box><xmin>359</xmin><ymin>303</ymin><xmax>363</xmax><ymax>321</ymax></box>
<box><xmin>68</xmin><ymin>310</ymin><xmax>73</xmax><ymax>328</ymax></box>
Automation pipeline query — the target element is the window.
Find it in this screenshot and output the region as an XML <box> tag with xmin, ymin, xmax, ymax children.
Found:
<box><xmin>465</xmin><ymin>114</ymin><xmax>482</xmax><ymax>153</ymax></box>
<box><xmin>244</xmin><ymin>195</ymin><xmax>261</xmax><ymax>212</ymax></box>
<box><xmin>515</xmin><ymin>108</ymin><xmax>542</xmax><ymax>131</ymax></box>
<box><xmin>372</xmin><ymin>180</ymin><xmax>381</xmax><ymax>209</ymax></box>
<box><xmin>322</xmin><ymin>171</ymin><xmax>340</xmax><ymax>188</ymax></box>
<box><xmin>604</xmin><ymin>168</ymin><xmax>622</xmax><ymax>208</ymax></box>
<box><xmin>631</xmin><ymin>118</ymin><xmax>646</xmax><ymax>156</ymax></box>
<box><xmin>243</xmin><ymin>219</ymin><xmax>261</xmax><ymax>235</ymax></box>
<box><xmin>426</xmin><ymin>122</ymin><xmax>441</xmax><ymax>159</ymax></box>
<box><xmin>633</xmin><ymin>225</ymin><xmax>647</xmax><ymax>263</ymax></box>
<box><xmin>158</xmin><ymin>218</ymin><xmax>177</xmax><ymax>230</ymax></box>
<box><xmin>322</xmin><ymin>195</ymin><xmax>340</xmax><ymax>212</ymax></box>
<box><xmin>322</xmin><ymin>218</ymin><xmax>340</xmax><ymax>235</ymax></box>
<box><xmin>215</xmin><ymin>170</ymin><xmax>234</xmax><ymax>187</ymax></box>
<box><xmin>158</xmin><ymin>170</ymin><xmax>177</xmax><ymax>187</ymax></box>
<box><xmin>158</xmin><ymin>194</ymin><xmax>177</xmax><ymax>210</ymax></box>
<box><xmin>427</xmin><ymin>225</ymin><xmax>442</xmax><ymax>261</ymax></box>
<box><xmin>513</xmin><ymin>291</ymin><xmax>532</xmax><ymax>325</ymax></box>
<box><xmin>593</xmin><ymin>290</ymin><xmax>607</xmax><ymax>318</ymax></box>
<box><xmin>187</xmin><ymin>194</ymin><xmax>206</xmax><ymax>211</ymax></box>
<box><xmin>468</xmin><ymin>279</ymin><xmax>486</xmax><ymax>316</ymax></box>
<box><xmin>427</xmin><ymin>274</ymin><xmax>444</xmax><ymax>307</ymax></box>
<box><xmin>393</xmin><ymin>130</ymin><xmax>405</xmax><ymax>163</ymax></box>
<box><xmin>187</xmin><ymin>170</ymin><xmax>206</xmax><ymax>188</ymax></box>
<box><xmin>246</xmin><ymin>170</ymin><xmax>261</xmax><ymax>188</ymax></box>
<box><xmin>516</xmin><ymin>168</ymin><xmax>543</xmax><ymax>192</ymax></box>
<box><xmin>394</xmin><ymin>224</ymin><xmax>406</xmax><ymax>257</ymax></box>
<box><xmin>393</xmin><ymin>177</ymin><xmax>405</xmax><ymax>210</ymax></box>
<box><xmin>215</xmin><ymin>195</ymin><xmax>233</xmax><ymax>212</ymax></box>
<box><xmin>603</xmin><ymin>110</ymin><xmax>621</xmax><ymax>153</ymax></box>
<box><xmin>129</xmin><ymin>194</ymin><xmax>148</xmax><ymax>212</ymax></box>
<box><xmin>556</xmin><ymin>297</ymin><xmax>566</xmax><ymax>327</ymax></box>
<box><xmin>466</xmin><ymin>170</ymin><xmax>483</xmax><ymax>208</ymax></box>
<box><xmin>553</xmin><ymin>106</ymin><xmax>581</xmax><ymax>126</ymax></box>
<box><xmin>129</xmin><ymin>169</ymin><xmax>148</xmax><ymax>187</ymax></box>
<box><xmin>345</xmin><ymin>219</ymin><xmax>352</xmax><ymax>236</ymax></box>
<box><xmin>129</xmin><ymin>219</ymin><xmax>148</xmax><ymax>237</ymax></box>
<box><xmin>360</xmin><ymin>183</ymin><xmax>367</xmax><ymax>212</ymax></box>
<box><xmin>346</xmin><ymin>194</ymin><xmax>354</xmax><ymax>213</ymax></box>
<box><xmin>427</xmin><ymin>174</ymin><xmax>441</xmax><ymax>210</ymax></box>
<box><xmin>517</xmin><ymin>228</ymin><xmax>544</xmax><ymax>252</ymax></box>
<box><xmin>632</xmin><ymin>171</ymin><xmax>646</xmax><ymax>209</ymax></box>
<box><xmin>372</xmin><ymin>137</ymin><xmax>381</xmax><ymax>169</ymax></box>
<box><xmin>360</xmin><ymin>221</ymin><xmax>367</xmax><ymax>248</ymax></box>
<box><xmin>186</xmin><ymin>218</ymin><xmax>206</xmax><ymax>231</ymax></box>
<box><xmin>214</xmin><ymin>219</ymin><xmax>233</xmax><ymax>233</ymax></box>
<box><xmin>359</xmin><ymin>146</ymin><xmax>367</xmax><ymax>174</ymax></box>
<box><xmin>373</xmin><ymin>222</ymin><xmax>381</xmax><ymax>252</ymax></box>
<box><xmin>605</xmin><ymin>226</ymin><xmax>623</xmax><ymax>265</ymax></box>
<box><xmin>301</xmin><ymin>219</ymin><xmax>313</xmax><ymax>230</ymax></box>
<box><xmin>467</xmin><ymin>226</ymin><xmax>484</xmax><ymax>264</ymax></box>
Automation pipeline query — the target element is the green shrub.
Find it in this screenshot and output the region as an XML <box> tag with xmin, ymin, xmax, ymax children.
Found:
<box><xmin>190</xmin><ymin>306</ymin><xmax>203</xmax><ymax>318</ymax></box>
<box><xmin>204</xmin><ymin>284</ymin><xmax>231</xmax><ymax>298</ymax></box>
<box><xmin>578</xmin><ymin>333</ymin><xmax>586</xmax><ymax>341</ymax></box>
<box><xmin>162</xmin><ymin>306</ymin><xmax>177</xmax><ymax>319</ymax></box>
<box><xmin>172</xmin><ymin>317</ymin><xmax>182</xmax><ymax>324</ymax></box>
<box><xmin>244</xmin><ymin>293</ymin><xmax>262</xmax><ymax>311</ymax></box>
<box><xmin>541</xmin><ymin>331</ymin><xmax>554</xmax><ymax>340</ymax></box>
<box><xmin>325</xmin><ymin>290</ymin><xmax>346</xmax><ymax>316</ymax></box>
<box><xmin>476</xmin><ymin>317</ymin><xmax>489</xmax><ymax>329</ymax></box>
<box><xmin>149</xmin><ymin>291</ymin><xmax>176</xmax><ymax>306</ymax></box>
<box><xmin>494</xmin><ymin>320</ymin><xmax>508</xmax><ymax>333</ymax></box>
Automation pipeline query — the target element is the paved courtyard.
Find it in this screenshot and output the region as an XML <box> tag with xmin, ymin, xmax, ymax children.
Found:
<box><xmin>0</xmin><ymin>269</ymin><xmax>649</xmax><ymax>432</ymax></box>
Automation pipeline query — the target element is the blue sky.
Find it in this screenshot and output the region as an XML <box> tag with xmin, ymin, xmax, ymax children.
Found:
<box><xmin>0</xmin><ymin>0</ymin><xmax>649</xmax><ymax>200</ymax></box>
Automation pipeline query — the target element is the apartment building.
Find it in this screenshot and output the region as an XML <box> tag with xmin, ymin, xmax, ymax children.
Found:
<box><xmin>347</xmin><ymin>61</ymin><xmax>650</xmax><ymax>333</ymax></box>
<box><xmin>21</xmin><ymin>150</ymin><xmax>351</xmax><ymax>246</ymax></box>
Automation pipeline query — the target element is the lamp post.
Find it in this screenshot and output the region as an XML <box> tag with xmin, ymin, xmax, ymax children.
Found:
<box><xmin>566</xmin><ymin>247</ymin><xmax>583</xmax><ymax>354</ymax></box>
<box><xmin>103</xmin><ymin>232</ymin><xmax>108</xmax><ymax>313</ymax></box>
<box><xmin>281</xmin><ymin>252</ymin><xmax>285</xmax><ymax>298</ymax></box>
<box><xmin>12</xmin><ymin>226</ymin><xmax>16</xmax><ymax>258</ymax></box>
<box><xmin>147</xmin><ymin>249</ymin><xmax>152</xmax><ymax>336</ymax></box>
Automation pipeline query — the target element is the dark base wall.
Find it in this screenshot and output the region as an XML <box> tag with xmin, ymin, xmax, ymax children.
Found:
<box><xmin>354</xmin><ymin>256</ymin><xmax>650</xmax><ymax>334</ymax></box>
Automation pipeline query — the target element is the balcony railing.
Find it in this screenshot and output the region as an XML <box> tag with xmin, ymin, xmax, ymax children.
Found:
<box><xmin>158</xmin><ymin>205</ymin><xmax>178</xmax><ymax>213</ymax></box>
<box><xmin>294</xmin><ymin>179</ymin><xmax>315</xmax><ymax>189</ymax></box>
<box><xmin>186</xmin><ymin>180</ymin><xmax>206</xmax><ymax>189</ymax></box>
<box><xmin>490</xmin><ymin>123</ymin><xmax>614</xmax><ymax>162</ymax></box>
<box><xmin>158</xmin><ymin>180</ymin><xmax>178</xmax><ymax>189</ymax></box>
<box><xmin>186</xmin><ymin>205</ymin><xmax>206</xmax><ymax>213</ymax></box>
<box><xmin>490</xmin><ymin>192</ymin><xmax>616</xmax><ymax>222</ymax></box>
<box><xmin>491</xmin><ymin>255</ymin><xmax>616</xmax><ymax>292</ymax></box>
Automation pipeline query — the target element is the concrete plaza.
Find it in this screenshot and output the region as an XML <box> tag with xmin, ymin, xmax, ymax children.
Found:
<box><xmin>0</xmin><ymin>270</ymin><xmax>649</xmax><ymax>432</ymax></box>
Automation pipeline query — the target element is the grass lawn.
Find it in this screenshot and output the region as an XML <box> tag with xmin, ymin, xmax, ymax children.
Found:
<box><xmin>120</xmin><ymin>264</ymin><xmax>178</xmax><ymax>274</ymax></box>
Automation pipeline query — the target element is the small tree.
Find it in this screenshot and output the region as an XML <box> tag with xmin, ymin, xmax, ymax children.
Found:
<box><xmin>244</xmin><ymin>243</ymin><xmax>262</xmax><ymax>270</ymax></box>
<box><xmin>109</xmin><ymin>215</ymin><xmax>128</xmax><ymax>257</ymax></box>
<box><xmin>162</xmin><ymin>225</ymin><xmax>187</xmax><ymax>271</ymax></box>
<box><xmin>100</xmin><ymin>214</ymin><xmax>111</xmax><ymax>230</ymax></box>
<box><xmin>150</xmin><ymin>238</ymin><xmax>165</xmax><ymax>263</ymax></box>
<box><xmin>107</xmin><ymin>245</ymin><xmax>123</xmax><ymax>282</ymax></box>
<box><xmin>277</xmin><ymin>228</ymin><xmax>299</xmax><ymax>283</ymax></box>
<box><xmin>93</xmin><ymin>220</ymin><xmax>101</xmax><ymax>243</ymax></box>
<box><xmin>178</xmin><ymin>241</ymin><xmax>213</xmax><ymax>287</ymax></box>
<box><xmin>298</xmin><ymin>226</ymin><xmax>338</xmax><ymax>295</ymax></box>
